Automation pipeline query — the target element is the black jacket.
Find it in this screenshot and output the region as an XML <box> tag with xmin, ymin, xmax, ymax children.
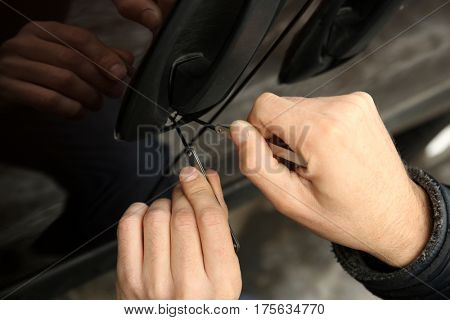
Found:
<box><xmin>334</xmin><ymin>168</ymin><xmax>450</xmax><ymax>299</ymax></box>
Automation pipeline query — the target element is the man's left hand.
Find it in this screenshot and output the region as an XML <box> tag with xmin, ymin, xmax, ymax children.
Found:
<box><xmin>116</xmin><ymin>168</ymin><xmax>241</xmax><ymax>299</ymax></box>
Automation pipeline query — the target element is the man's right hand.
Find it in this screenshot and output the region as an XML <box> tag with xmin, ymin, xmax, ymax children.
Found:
<box><xmin>0</xmin><ymin>21</ymin><xmax>134</xmax><ymax>118</ymax></box>
<box><xmin>231</xmin><ymin>92</ymin><xmax>432</xmax><ymax>268</ymax></box>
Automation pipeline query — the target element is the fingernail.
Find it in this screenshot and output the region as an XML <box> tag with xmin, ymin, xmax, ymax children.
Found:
<box><xmin>230</xmin><ymin>120</ymin><xmax>250</xmax><ymax>145</ymax></box>
<box><xmin>109</xmin><ymin>63</ymin><xmax>127</xmax><ymax>80</ymax></box>
<box><xmin>179</xmin><ymin>166</ymin><xmax>198</xmax><ymax>182</ymax></box>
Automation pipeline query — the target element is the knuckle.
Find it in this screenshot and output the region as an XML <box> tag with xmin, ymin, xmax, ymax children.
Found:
<box><xmin>251</xmin><ymin>92</ymin><xmax>278</xmax><ymax>117</ymax></box>
<box><xmin>351</xmin><ymin>91</ymin><xmax>373</xmax><ymax>103</ymax></box>
<box><xmin>349</xmin><ymin>91</ymin><xmax>376</xmax><ymax>110</ymax></box>
<box><xmin>255</xmin><ymin>92</ymin><xmax>278</xmax><ymax>109</ymax></box>
<box><xmin>335</xmin><ymin>94</ymin><xmax>375</xmax><ymax>123</ymax></box>
<box><xmin>188</xmin><ymin>185</ymin><xmax>210</xmax><ymax>199</ymax></box>
<box><xmin>66</xmin><ymin>55</ymin><xmax>86</xmax><ymax>70</ymax></box>
<box><xmin>316</xmin><ymin>118</ymin><xmax>344</xmax><ymax>141</ymax></box>
<box><xmin>331</xmin><ymin>101</ymin><xmax>361</xmax><ymax>122</ymax></box>
<box><xmin>57</xmin><ymin>71</ymin><xmax>77</xmax><ymax>87</ymax></box>
<box><xmin>118</xmin><ymin>209</ymin><xmax>145</xmax><ymax>233</ymax></box>
<box><xmin>119</xmin><ymin>212</ymin><xmax>141</xmax><ymax>226</ymax></box>
<box><xmin>206</xmin><ymin>169</ymin><xmax>219</xmax><ymax>181</ymax></box>
<box><xmin>324</xmin><ymin>122</ymin><xmax>345</xmax><ymax>140</ymax></box>
<box><xmin>197</xmin><ymin>206</ymin><xmax>224</xmax><ymax>227</ymax></box>
<box><xmin>346</xmin><ymin>102</ymin><xmax>366</xmax><ymax>122</ymax></box>
<box><xmin>39</xmin><ymin>91</ymin><xmax>61</xmax><ymax>107</ymax></box>
<box><xmin>172</xmin><ymin>209</ymin><xmax>196</xmax><ymax>230</ymax></box>
<box><xmin>127</xmin><ymin>202</ymin><xmax>148</xmax><ymax>214</ymax></box>
<box><xmin>117</xmin><ymin>217</ymin><xmax>133</xmax><ymax>234</ymax></box>
<box><xmin>58</xmin><ymin>49</ymin><xmax>79</xmax><ymax>65</ymax></box>
<box><xmin>76</xmin><ymin>63</ymin><xmax>102</xmax><ymax>84</ymax></box>
<box><xmin>152</xmin><ymin>198</ymin><xmax>171</xmax><ymax>208</ymax></box>
<box><xmin>250</xmin><ymin>92</ymin><xmax>289</xmax><ymax>125</ymax></box>
<box><xmin>97</xmin><ymin>52</ymin><xmax>117</xmax><ymax>67</ymax></box>
<box><xmin>332</xmin><ymin>99</ymin><xmax>356</xmax><ymax>113</ymax></box>
<box><xmin>117</xmin><ymin>219</ymin><xmax>136</xmax><ymax>237</ymax></box>
<box><xmin>69</xmin><ymin>28</ymin><xmax>95</xmax><ymax>46</ymax></box>
<box><xmin>143</xmin><ymin>208</ymin><xmax>169</xmax><ymax>228</ymax></box>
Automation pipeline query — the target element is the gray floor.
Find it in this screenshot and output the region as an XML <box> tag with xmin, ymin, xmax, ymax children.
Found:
<box><xmin>1</xmin><ymin>0</ymin><xmax>449</xmax><ymax>299</ymax></box>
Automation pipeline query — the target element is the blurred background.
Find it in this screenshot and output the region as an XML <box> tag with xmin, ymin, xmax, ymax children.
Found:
<box><xmin>0</xmin><ymin>0</ymin><xmax>449</xmax><ymax>299</ymax></box>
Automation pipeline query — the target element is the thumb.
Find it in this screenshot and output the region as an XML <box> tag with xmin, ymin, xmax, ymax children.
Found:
<box><xmin>230</xmin><ymin>120</ymin><xmax>304</xmax><ymax>213</ymax></box>
<box><xmin>178</xmin><ymin>167</ymin><xmax>220</xmax><ymax>211</ymax></box>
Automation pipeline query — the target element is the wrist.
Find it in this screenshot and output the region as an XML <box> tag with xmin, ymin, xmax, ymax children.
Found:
<box><xmin>370</xmin><ymin>181</ymin><xmax>432</xmax><ymax>267</ymax></box>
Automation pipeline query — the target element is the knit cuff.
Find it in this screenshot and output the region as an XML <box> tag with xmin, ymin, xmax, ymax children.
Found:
<box><xmin>333</xmin><ymin>167</ymin><xmax>447</xmax><ymax>282</ymax></box>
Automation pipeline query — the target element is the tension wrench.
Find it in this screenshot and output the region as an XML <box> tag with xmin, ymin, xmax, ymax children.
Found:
<box><xmin>175</xmin><ymin>125</ymin><xmax>240</xmax><ymax>253</ymax></box>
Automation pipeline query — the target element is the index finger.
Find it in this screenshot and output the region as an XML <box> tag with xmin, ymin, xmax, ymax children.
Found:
<box><xmin>178</xmin><ymin>167</ymin><xmax>237</xmax><ymax>279</ymax></box>
<box><xmin>248</xmin><ymin>93</ymin><xmax>312</xmax><ymax>156</ymax></box>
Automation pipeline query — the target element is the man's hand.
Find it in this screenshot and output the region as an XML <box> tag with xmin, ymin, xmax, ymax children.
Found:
<box><xmin>231</xmin><ymin>92</ymin><xmax>431</xmax><ymax>267</ymax></box>
<box><xmin>112</xmin><ymin>0</ymin><xmax>176</xmax><ymax>32</ymax></box>
<box><xmin>0</xmin><ymin>21</ymin><xmax>133</xmax><ymax>118</ymax></box>
<box><xmin>116</xmin><ymin>168</ymin><xmax>241</xmax><ymax>299</ymax></box>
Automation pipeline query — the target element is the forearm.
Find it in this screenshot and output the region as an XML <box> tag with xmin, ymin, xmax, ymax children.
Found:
<box><xmin>334</xmin><ymin>168</ymin><xmax>450</xmax><ymax>299</ymax></box>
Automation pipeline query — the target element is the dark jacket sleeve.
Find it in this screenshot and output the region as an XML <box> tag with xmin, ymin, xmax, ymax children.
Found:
<box><xmin>333</xmin><ymin>167</ymin><xmax>450</xmax><ymax>299</ymax></box>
